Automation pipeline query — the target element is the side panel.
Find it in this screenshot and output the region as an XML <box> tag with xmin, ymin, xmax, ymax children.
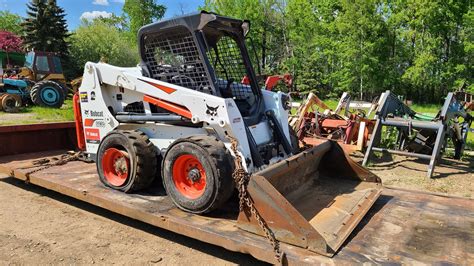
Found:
<box><xmin>261</xmin><ymin>90</ymin><xmax>290</xmax><ymax>142</ymax></box>
<box><xmin>77</xmin><ymin>63</ymin><xmax>119</xmax><ymax>154</ymax></box>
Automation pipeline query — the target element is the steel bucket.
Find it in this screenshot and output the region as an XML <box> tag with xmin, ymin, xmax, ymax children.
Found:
<box><xmin>237</xmin><ymin>140</ymin><xmax>382</xmax><ymax>257</ymax></box>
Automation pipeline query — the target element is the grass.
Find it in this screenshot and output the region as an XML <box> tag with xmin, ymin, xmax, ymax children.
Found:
<box><xmin>0</xmin><ymin>99</ymin><xmax>74</xmax><ymax>126</ymax></box>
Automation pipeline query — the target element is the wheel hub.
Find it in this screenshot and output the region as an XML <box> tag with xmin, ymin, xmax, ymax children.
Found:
<box><xmin>114</xmin><ymin>156</ymin><xmax>128</xmax><ymax>175</ymax></box>
<box><xmin>101</xmin><ymin>148</ymin><xmax>130</xmax><ymax>187</ymax></box>
<box><xmin>187</xmin><ymin>168</ymin><xmax>201</xmax><ymax>183</ymax></box>
<box><xmin>172</xmin><ymin>154</ymin><xmax>207</xmax><ymax>199</ymax></box>
<box><xmin>41</xmin><ymin>87</ymin><xmax>59</xmax><ymax>104</ymax></box>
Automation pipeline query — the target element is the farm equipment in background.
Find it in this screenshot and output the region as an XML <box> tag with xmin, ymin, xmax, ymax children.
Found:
<box><xmin>334</xmin><ymin>92</ymin><xmax>379</xmax><ymax>118</ymax></box>
<box><xmin>455</xmin><ymin>89</ymin><xmax>474</xmax><ymax>111</ymax></box>
<box><xmin>0</xmin><ymin>51</ymin><xmax>82</xmax><ymax>112</ymax></box>
<box><xmin>290</xmin><ymin>92</ymin><xmax>378</xmax><ymax>152</ymax></box>
<box><xmin>362</xmin><ymin>90</ymin><xmax>472</xmax><ymax>178</ymax></box>
<box><xmin>243</xmin><ymin>73</ymin><xmax>293</xmax><ymax>92</ymax></box>
<box><xmin>73</xmin><ymin>11</ymin><xmax>382</xmax><ymax>259</ymax></box>
<box><xmin>261</xmin><ymin>73</ymin><xmax>293</xmax><ymax>91</ymax></box>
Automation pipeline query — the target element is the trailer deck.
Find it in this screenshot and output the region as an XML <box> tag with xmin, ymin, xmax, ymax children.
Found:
<box><xmin>0</xmin><ymin>150</ymin><xmax>472</xmax><ymax>265</ymax></box>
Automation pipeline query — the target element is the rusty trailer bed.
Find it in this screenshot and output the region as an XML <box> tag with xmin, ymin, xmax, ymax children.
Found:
<box><xmin>0</xmin><ymin>151</ymin><xmax>472</xmax><ymax>265</ymax></box>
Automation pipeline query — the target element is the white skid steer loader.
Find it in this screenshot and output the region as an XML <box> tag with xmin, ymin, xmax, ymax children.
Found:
<box><xmin>74</xmin><ymin>11</ymin><xmax>382</xmax><ymax>258</ymax></box>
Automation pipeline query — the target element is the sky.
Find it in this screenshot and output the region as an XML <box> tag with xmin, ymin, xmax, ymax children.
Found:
<box><xmin>0</xmin><ymin>0</ymin><xmax>204</xmax><ymax>30</ymax></box>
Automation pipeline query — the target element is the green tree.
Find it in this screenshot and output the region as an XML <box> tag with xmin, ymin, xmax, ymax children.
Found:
<box><xmin>66</xmin><ymin>0</ymin><xmax>472</xmax><ymax>103</ymax></box>
<box><xmin>203</xmin><ymin>0</ymin><xmax>289</xmax><ymax>75</ymax></box>
<box><xmin>460</xmin><ymin>9</ymin><xmax>473</xmax><ymax>93</ymax></box>
<box><xmin>123</xmin><ymin>0</ymin><xmax>166</xmax><ymax>36</ymax></box>
<box><xmin>69</xmin><ymin>20</ymin><xmax>140</xmax><ymax>75</ymax></box>
<box><xmin>97</xmin><ymin>14</ymin><xmax>129</xmax><ymax>31</ymax></box>
<box><xmin>22</xmin><ymin>0</ymin><xmax>70</xmax><ymax>57</ymax></box>
<box><xmin>0</xmin><ymin>11</ymin><xmax>23</xmax><ymax>35</ymax></box>
<box><xmin>383</xmin><ymin>0</ymin><xmax>472</xmax><ymax>102</ymax></box>
<box><xmin>333</xmin><ymin>0</ymin><xmax>390</xmax><ymax>98</ymax></box>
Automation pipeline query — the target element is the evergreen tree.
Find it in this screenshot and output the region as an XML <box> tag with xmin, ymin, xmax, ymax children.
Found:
<box><xmin>22</xmin><ymin>0</ymin><xmax>70</xmax><ymax>57</ymax></box>
<box><xmin>46</xmin><ymin>0</ymin><xmax>70</xmax><ymax>57</ymax></box>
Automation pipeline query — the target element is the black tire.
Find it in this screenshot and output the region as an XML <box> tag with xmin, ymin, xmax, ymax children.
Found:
<box><xmin>162</xmin><ymin>135</ymin><xmax>234</xmax><ymax>214</ymax></box>
<box><xmin>97</xmin><ymin>130</ymin><xmax>158</xmax><ymax>192</ymax></box>
<box><xmin>289</xmin><ymin>126</ymin><xmax>300</xmax><ymax>154</ymax></box>
<box><xmin>56</xmin><ymin>81</ymin><xmax>70</xmax><ymax>98</ymax></box>
<box><xmin>30</xmin><ymin>80</ymin><xmax>65</xmax><ymax>108</ymax></box>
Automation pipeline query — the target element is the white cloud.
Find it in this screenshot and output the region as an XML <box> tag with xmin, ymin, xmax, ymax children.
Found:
<box><xmin>80</xmin><ymin>11</ymin><xmax>113</xmax><ymax>21</ymax></box>
<box><xmin>92</xmin><ymin>0</ymin><xmax>109</xmax><ymax>6</ymax></box>
<box><xmin>111</xmin><ymin>0</ymin><xmax>125</xmax><ymax>2</ymax></box>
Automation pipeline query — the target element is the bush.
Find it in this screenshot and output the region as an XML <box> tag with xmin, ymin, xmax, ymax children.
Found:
<box><xmin>69</xmin><ymin>20</ymin><xmax>139</xmax><ymax>75</ymax></box>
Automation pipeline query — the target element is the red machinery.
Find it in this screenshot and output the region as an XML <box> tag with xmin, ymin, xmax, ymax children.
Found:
<box><xmin>291</xmin><ymin>92</ymin><xmax>377</xmax><ymax>152</ymax></box>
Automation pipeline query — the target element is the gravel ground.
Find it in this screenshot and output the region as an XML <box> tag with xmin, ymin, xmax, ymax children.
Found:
<box><xmin>352</xmin><ymin>152</ymin><xmax>474</xmax><ymax>198</ymax></box>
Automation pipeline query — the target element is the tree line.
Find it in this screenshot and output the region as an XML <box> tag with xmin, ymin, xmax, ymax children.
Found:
<box><xmin>204</xmin><ymin>0</ymin><xmax>473</xmax><ymax>103</ymax></box>
<box><xmin>1</xmin><ymin>0</ymin><xmax>472</xmax><ymax>103</ymax></box>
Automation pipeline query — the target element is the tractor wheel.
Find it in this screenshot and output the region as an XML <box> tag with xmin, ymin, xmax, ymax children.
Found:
<box><xmin>30</xmin><ymin>80</ymin><xmax>65</xmax><ymax>108</ymax></box>
<box><xmin>57</xmin><ymin>82</ymin><xmax>70</xmax><ymax>98</ymax></box>
<box><xmin>97</xmin><ymin>130</ymin><xmax>158</xmax><ymax>192</ymax></box>
<box><xmin>1</xmin><ymin>94</ymin><xmax>22</xmax><ymax>113</ymax></box>
<box><xmin>162</xmin><ymin>136</ymin><xmax>234</xmax><ymax>214</ymax></box>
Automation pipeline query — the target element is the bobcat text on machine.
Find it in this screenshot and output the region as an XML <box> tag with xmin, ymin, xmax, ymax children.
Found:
<box><xmin>73</xmin><ymin>11</ymin><xmax>382</xmax><ymax>258</ymax></box>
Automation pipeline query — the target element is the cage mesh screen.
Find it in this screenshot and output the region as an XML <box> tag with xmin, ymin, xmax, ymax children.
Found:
<box><xmin>206</xmin><ymin>36</ymin><xmax>254</xmax><ymax>102</ymax></box>
<box><xmin>143</xmin><ymin>29</ymin><xmax>213</xmax><ymax>94</ymax></box>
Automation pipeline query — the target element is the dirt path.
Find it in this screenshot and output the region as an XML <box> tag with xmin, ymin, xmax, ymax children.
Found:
<box><xmin>0</xmin><ymin>175</ymin><xmax>265</xmax><ymax>265</ymax></box>
<box><xmin>0</xmin><ymin>113</ymin><xmax>36</xmax><ymax>125</ymax></box>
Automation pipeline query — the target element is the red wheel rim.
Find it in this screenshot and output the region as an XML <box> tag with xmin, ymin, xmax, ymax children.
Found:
<box><xmin>172</xmin><ymin>154</ymin><xmax>207</xmax><ymax>199</ymax></box>
<box><xmin>102</xmin><ymin>148</ymin><xmax>130</xmax><ymax>187</ymax></box>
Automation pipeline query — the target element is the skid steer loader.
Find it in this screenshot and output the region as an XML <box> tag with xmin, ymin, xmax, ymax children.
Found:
<box><xmin>75</xmin><ymin>11</ymin><xmax>382</xmax><ymax>258</ymax></box>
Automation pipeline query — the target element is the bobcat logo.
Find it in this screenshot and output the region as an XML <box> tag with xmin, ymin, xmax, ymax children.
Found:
<box><xmin>206</xmin><ymin>104</ymin><xmax>219</xmax><ymax>117</ymax></box>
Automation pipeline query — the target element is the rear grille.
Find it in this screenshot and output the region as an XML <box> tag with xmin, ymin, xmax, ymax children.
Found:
<box><xmin>143</xmin><ymin>28</ymin><xmax>213</xmax><ymax>95</ymax></box>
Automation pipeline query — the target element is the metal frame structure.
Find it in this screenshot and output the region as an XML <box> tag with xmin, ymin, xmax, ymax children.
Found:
<box><xmin>290</xmin><ymin>92</ymin><xmax>376</xmax><ymax>152</ymax></box>
<box><xmin>362</xmin><ymin>90</ymin><xmax>472</xmax><ymax>178</ymax></box>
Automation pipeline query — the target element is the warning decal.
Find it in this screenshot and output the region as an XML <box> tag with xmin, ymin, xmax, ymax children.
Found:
<box><xmin>85</xmin><ymin>128</ymin><xmax>100</xmax><ymax>144</ymax></box>
<box><xmin>80</xmin><ymin>92</ymin><xmax>88</xmax><ymax>103</ymax></box>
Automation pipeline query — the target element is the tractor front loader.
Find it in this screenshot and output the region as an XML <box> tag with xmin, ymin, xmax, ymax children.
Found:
<box><xmin>75</xmin><ymin>11</ymin><xmax>382</xmax><ymax>258</ymax></box>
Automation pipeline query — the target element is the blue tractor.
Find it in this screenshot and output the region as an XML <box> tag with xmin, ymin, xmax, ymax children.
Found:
<box><xmin>0</xmin><ymin>78</ymin><xmax>29</xmax><ymax>112</ymax></box>
<box><xmin>1</xmin><ymin>51</ymin><xmax>67</xmax><ymax>112</ymax></box>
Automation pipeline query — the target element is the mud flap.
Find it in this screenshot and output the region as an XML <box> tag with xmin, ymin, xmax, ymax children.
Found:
<box><xmin>237</xmin><ymin>140</ymin><xmax>382</xmax><ymax>257</ymax></box>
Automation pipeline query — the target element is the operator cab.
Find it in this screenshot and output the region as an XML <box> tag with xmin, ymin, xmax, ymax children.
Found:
<box><xmin>24</xmin><ymin>51</ymin><xmax>63</xmax><ymax>76</ymax></box>
<box><xmin>138</xmin><ymin>11</ymin><xmax>263</xmax><ymax>124</ymax></box>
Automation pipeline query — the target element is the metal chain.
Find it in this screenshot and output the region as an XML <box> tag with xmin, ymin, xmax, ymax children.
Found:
<box><xmin>226</xmin><ymin>135</ymin><xmax>283</xmax><ymax>263</ymax></box>
<box><xmin>20</xmin><ymin>151</ymin><xmax>92</xmax><ymax>182</ymax></box>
